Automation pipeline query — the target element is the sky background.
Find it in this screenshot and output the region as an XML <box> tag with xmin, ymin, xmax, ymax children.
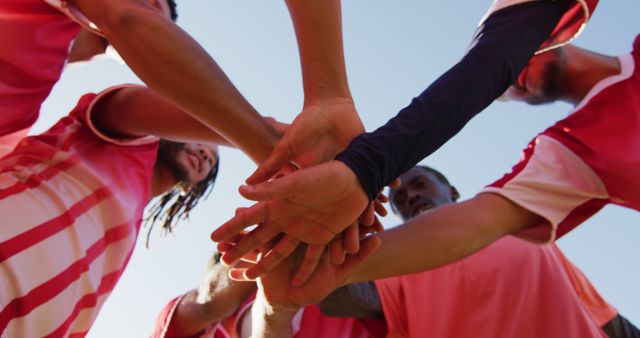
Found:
<box><xmin>34</xmin><ymin>1</ymin><xmax>640</xmax><ymax>336</ymax></box>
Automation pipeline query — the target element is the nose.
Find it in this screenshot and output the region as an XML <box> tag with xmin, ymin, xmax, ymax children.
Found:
<box><xmin>196</xmin><ymin>145</ymin><xmax>214</xmax><ymax>166</ymax></box>
<box><xmin>407</xmin><ymin>189</ymin><xmax>422</xmax><ymax>207</ymax></box>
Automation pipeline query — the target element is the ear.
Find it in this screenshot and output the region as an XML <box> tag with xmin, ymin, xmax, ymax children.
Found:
<box><xmin>147</xmin><ymin>0</ymin><xmax>171</xmax><ymax>18</ymax></box>
<box><xmin>450</xmin><ymin>186</ymin><xmax>461</xmax><ymax>202</ymax></box>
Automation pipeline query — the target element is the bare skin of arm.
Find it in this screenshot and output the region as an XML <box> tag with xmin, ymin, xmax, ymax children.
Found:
<box><xmin>346</xmin><ymin>193</ymin><xmax>544</xmax><ymax>283</ymax></box>
<box><xmin>227</xmin><ymin>193</ymin><xmax>545</xmax><ymax>315</ymax></box>
<box><xmin>68</xmin><ymin>0</ymin><xmax>279</xmax><ymax>163</ymax></box>
<box><xmin>249</xmin><ymin>0</ymin><xmax>364</xmax><ymax>183</ymax></box>
<box><xmin>91</xmin><ymin>86</ymin><xmax>284</xmax><ymax>163</ymax></box>
<box><xmin>166</xmin><ymin>264</ymin><xmax>256</xmax><ymax>337</ymax></box>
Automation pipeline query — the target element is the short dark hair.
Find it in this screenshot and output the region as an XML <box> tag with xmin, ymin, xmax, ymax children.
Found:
<box><xmin>415</xmin><ymin>165</ymin><xmax>451</xmax><ymax>187</ymax></box>
<box><xmin>143</xmin><ymin>140</ymin><xmax>220</xmax><ymax>248</ymax></box>
<box><xmin>167</xmin><ymin>0</ymin><xmax>178</xmax><ymax>21</ymax></box>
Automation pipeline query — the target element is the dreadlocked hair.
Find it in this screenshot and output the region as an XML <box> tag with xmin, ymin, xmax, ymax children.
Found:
<box><xmin>167</xmin><ymin>0</ymin><xmax>178</xmax><ymax>21</ymax></box>
<box><xmin>143</xmin><ymin>141</ymin><xmax>220</xmax><ymax>248</ymax></box>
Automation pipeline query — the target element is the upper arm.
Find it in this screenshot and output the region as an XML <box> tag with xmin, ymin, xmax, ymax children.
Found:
<box><xmin>89</xmin><ymin>85</ymin><xmax>152</xmax><ymax>140</ymax></box>
<box><xmin>472</xmin><ymin>192</ymin><xmax>545</xmax><ymax>238</ymax></box>
<box><xmin>67</xmin><ymin>0</ymin><xmax>161</xmax><ymax>31</ymax></box>
<box><xmin>89</xmin><ymin>85</ymin><xmax>231</xmax><ymax>145</ymax></box>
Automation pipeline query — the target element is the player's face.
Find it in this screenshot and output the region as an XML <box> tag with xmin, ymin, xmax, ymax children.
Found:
<box><xmin>173</xmin><ymin>143</ymin><xmax>218</xmax><ymax>187</ymax></box>
<box><xmin>503</xmin><ymin>48</ymin><xmax>566</xmax><ymax>105</ymax></box>
<box><xmin>390</xmin><ymin>168</ymin><xmax>455</xmax><ymax>221</ymax></box>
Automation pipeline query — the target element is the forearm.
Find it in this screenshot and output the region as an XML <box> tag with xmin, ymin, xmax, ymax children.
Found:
<box><xmin>70</xmin><ymin>0</ymin><xmax>279</xmax><ymax>163</ymax></box>
<box><xmin>249</xmin><ymin>295</ymin><xmax>296</xmax><ymax>338</ymax></box>
<box><xmin>346</xmin><ymin>193</ymin><xmax>542</xmax><ymax>283</ymax></box>
<box><xmin>93</xmin><ymin>86</ymin><xmax>234</xmax><ymax>146</ymax></box>
<box><xmin>167</xmin><ymin>266</ymin><xmax>256</xmax><ymax>337</ymax></box>
<box><xmin>335</xmin><ymin>1</ymin><xmax>570</xmax><ymax>200</ymax></box>
<box><xmin>285</xmin><ymin>0</ymin><xmax>351</xmax><ymax>103</ymax></box>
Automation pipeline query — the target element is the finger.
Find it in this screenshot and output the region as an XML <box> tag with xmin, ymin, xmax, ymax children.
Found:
<box><xmin>358</xmin><ymin>217</ymin><xmax>383</xmax><ymax>238</ymax></box>
<box><xmin>373</xmin><ymin>199</ymin><xmax>388</xmax><ymax>217</ymax></box>
<box><xmin>211</xmin><ymin>202</ymin><xmax>271</xmax><ymax>242</ymax></box>
<box><xmin>292</xmin><ymin>244</ymin><xmax>325</xmax><ymax>287</ymax></box>
<box><xmin>282</xmin><ymin>218</ymin><xmax>337</xmax><ymax>246</ymax></box>
<box><xmin>239</xmin><ymin>171</ymin><xmax>307</xmax><ymax>201</ymax></box>
<box><xmin>217</xmin><ymin>241</ymin><xmax>234</xmax><ymax>253</ymax></box>
<box><xmin>360</xmin><ymin>203</ymin><xmax>375</xmax><ymax>226</ymax></box>
<box><xmin>337</xmin><ymin>236</ymin><xmax>382</xmax><ymax>279</ymax></box>
<box><xmin>244</xmin><ymin>235</ymin><xmax>300</xmax><ymax>279</ymax></box>
<box><xmin>239</xmin><ymin>248</ymin><xmax>261</xmax><ymax>263</ymax></box>
<box><xmin>246</xmin><ymin>139</ymin><xmax>294</xmax><ymax>185</ymax></box>
<box><xmin>220</xmin><ymin>222</ymin><xmax>280</xmax><ymax>265</ymax></box>
<box><xmin>329</xmin><ymin>235</ymin><xmax>346</xmax><ymax>265</ymax></box>
<box><xmin>389</xmin><ymin>178</ymin><xmax>401</xmax><ymax>189</ymax></box>
<box><xmin>228</xmin><ymin>268</ymin><xmax>255</xmax><ymax>282</ymax></box>
<box><xmin>343</xmin><ymin>222</ymin><xmax>360</xmax><ymax>254</ymax></box>
<box><xmin>377</xmin><ymin>193</ymin><xmax>389</xmax><ymax>203</ymax></box>
<box><xmin>371</xmin><ymin>217</ymin><xmax>384</xmax><ymax>233</ymax></box>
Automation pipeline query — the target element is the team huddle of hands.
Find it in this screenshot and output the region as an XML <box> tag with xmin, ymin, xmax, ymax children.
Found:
<box><xmin>210</xmin><ymin>98</ymin><xmax>394</xmax><ymax>309</ymax></box>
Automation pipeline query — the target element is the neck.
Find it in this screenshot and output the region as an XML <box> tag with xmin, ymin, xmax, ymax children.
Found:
<box><xmin>151</xmin><ymin>165</ymin><xmax>177</xmax><ymax>198</ymax></box>
<box><xmin>561</xmin><ymin>47</ymin><xmax>621</xmax><ymax>105</ymax></box>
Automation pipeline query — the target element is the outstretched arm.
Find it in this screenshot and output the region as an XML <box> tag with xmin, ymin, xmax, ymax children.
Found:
<box><xmin>211</xmin><ymin>1</ymin><xmax>573</xmax><ymax>282</ymax></box>
<box><xmin>346</xmin><ymin>193</ymin><xmax>543</xmax><ymax>283</ymax></box>
<box><xmin>91</xmin><ymin>86</ymin><xmax>281</xmax><ymax>161</ymax></box>
<box><xmin>68</xmin><ymin>0</ymin><xmax>279</xmax><ymax>163</ymax></box>
<box><xmin>335</xmin><ymin>1</ymin><xmax>572</xmax><ymax>200</ymax></box>
<box><xmin>159</xmin><ymin>262</ymin><xmax>256</xmax><ymax>337</ymax></box>
<box><xmin>247</xmin><ymin>0</ymin><xmax>363</xmax><ymax>183</ymax></box>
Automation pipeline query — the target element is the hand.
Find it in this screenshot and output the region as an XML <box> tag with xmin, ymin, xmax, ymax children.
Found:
<box><xmin>246</xmin><ymin>98</ymin><xmax>364</xmax><ymax>184</ymax></box>
<box><xmin>327</xmin><ymin>190</ymin><xmax>389</xmax><ymax>264</ymax></box>
<box><xmin>263</xmin><ymin>116</ymin><xmax>290</xmax><ymax>135</ymax></box>
<box><xmin>236</xmin><ymin>236</ymin><xmax>381</xmax><ymax>311</ymax></box>
<box><xmin>211</xmin><ymin>161</ymin><xmax>369</xmax><ymax>284</ymax></box>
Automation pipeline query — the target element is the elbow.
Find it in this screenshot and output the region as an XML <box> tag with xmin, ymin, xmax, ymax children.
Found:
<box><xmin>90</xmin><ymin>3</ymin><xmax>161</xmax><ymax>36</ymax></box>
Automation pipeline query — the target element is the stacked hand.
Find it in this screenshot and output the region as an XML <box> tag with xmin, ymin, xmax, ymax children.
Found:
<box><xmin>235</xmin><ymin>235</ymin><xmax>382</xmax><ymax>312</ymax></box>
<box><xmin>211</xmin><ymin>160</ymin><xmax>371</xmax><ymax>285</ymax></box>
<box><xmin>211</xmin><ymin>98</ymin><xmax>389</xmax><ymax>286</ymax></box>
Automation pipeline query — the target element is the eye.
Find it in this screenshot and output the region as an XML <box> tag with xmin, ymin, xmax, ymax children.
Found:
<box><xmin>393</xmin><ymin>190</ymin><xmax>406</xmax><ymax>205</ymax></box>
<box><xmin>413</xmin><ymin>177</ymin><xmax>428</xmax><ymax>188</ymax></box>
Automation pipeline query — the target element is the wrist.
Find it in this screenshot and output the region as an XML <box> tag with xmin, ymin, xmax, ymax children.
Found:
<box><xmin>303</xmin><ymin>95</ymin><xmax>354</xmax><ymax>109</ymax></box>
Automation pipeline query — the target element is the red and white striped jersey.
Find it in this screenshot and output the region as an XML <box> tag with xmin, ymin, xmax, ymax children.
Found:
<box><xmin>0</xmin><ymin>0</ymin><xmax>80</xmax><ymax>140</ymax></box>
<box><xmin>484</xmin><ymin>36</ymin><xmax>640</xmax><ymax>243</ymax></box>
<box><xmin>153</xmin><ymin>293</ymin><xmax>378</xmax><ymax>338</ymax></box>
<box><xmin>0</xmin><ymin>86</ymin><xmax>159</xmax><ymax>337</ymax></box>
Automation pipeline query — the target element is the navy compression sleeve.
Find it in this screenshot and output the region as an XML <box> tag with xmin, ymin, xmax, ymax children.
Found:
<box><xmin>335</xmin><ymin>1</ymin><xmax>572</xmax><ymax>201</ymax></box>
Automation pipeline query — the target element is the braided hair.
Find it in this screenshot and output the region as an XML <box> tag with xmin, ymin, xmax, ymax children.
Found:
<box><xmin>143</xmin><ymin>140</ymin><xmax>220</xmax><ymax>248</ymax></box>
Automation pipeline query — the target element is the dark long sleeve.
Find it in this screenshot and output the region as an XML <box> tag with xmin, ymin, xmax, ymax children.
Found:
<box><xmin>335</xmin><ymin>1</ymin><xmax>572</xmax><ymax>201</ymax></box>
<box><xmin>317</xmin><ymin>282</ymin><xmax>384</xmax><ymax>320</ymax></box>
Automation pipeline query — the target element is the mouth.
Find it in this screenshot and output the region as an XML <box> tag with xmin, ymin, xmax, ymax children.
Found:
<box><xmin>185</xmin><ymin>151</ymin><xmax>201</xmax><ymax>173</ymax></box>
<box><xmin>411</xmin><ymin>202</ymin><xmax>434</xmax><ymax>218</ymax></box>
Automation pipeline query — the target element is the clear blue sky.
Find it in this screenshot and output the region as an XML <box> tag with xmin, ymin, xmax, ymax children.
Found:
<box><xmin>35</xmin><ymin>1</ymin><xmax>639</xmax><ymax>336</ymax></box>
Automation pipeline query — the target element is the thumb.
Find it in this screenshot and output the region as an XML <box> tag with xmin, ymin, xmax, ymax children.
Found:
<box><xmin>338</xmin><ymin>235</ymin><xmax>381</xmax><ymax>281</ymax></box>
<box><xmin>240</xmin><ymin>170</ymin><xmax>307</xmax><ymax>201</ymax></box>
<box><xmin>246</xmin><ymin>140</ymin><xmax>294</xmax><ymax>185</ymax></box>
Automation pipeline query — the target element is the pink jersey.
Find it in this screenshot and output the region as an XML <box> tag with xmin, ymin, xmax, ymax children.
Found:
<box><xmin>482</xmin><ymin>0</ymin><xmax>600</xmax><ymax>88</ymax></box>
<box><xmin>484</xmin><ymin>36</ymin><xmax>640</xmax><ymax>242</ymax></box>
<box><xmin>0</xmin><ymin>0</ymin><xmax>81</xmax><ymax>137</ymax></box>
<box><xmin>376</xmin><ymin>238</ymin><xmax>607</xmax><ymax>338</ymax></box>
<box><xmin>0</xmin><ymin>86</ymin><xmax>159</xmax><ymax>337</ymax></box>
<box><xmin>481</xmin><ymin>0</ymin><xmax>598</xmax><ymax>55</ymax></box>
<box><xmin>153</xmin><ymin>293</ymin><xmax>378</xmax><ymax>338</ymax></box>
<box><xmin>550</xmin><ymin>245</ymin><xmax>618</xmax><ymax>327</ymax></box>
